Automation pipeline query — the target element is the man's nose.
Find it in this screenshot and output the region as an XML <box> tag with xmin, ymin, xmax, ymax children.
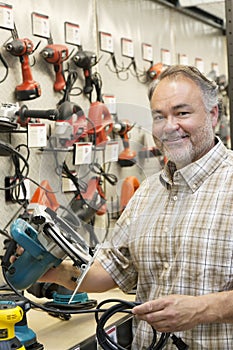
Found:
<box><xmin>163</xmin><ymin>115</ymin><xmax>179</xmax><ymax>132</ymax></box>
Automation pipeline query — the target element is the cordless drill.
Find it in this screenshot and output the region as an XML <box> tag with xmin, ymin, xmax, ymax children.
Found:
<box><xmin>72</xmin><ymin>49</ymin><xmax>97</xmax><ymax>95</ymax></box>
<box><xmin>113</xmin><ymin>120</ymin><xmax>136</xmax><ymax>166</ymax></box>
<box><xmin>5</xmin><ymin>25</ymin><xmax>41</xmax><ymax>101</ymax></box>
<box><xmin>40</xmin><ymin>43</ymin><xmax>69</xmax><ymax>92</ymax></box>
<box><xmin>0</xmin><ymin>301</ymin><xmax>25</xmax><ymax>350</ymax></box>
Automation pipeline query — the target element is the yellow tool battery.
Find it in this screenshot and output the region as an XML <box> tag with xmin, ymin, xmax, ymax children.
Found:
<box><xmin>0</xmin><ymin>301</ymin><xmax>25</xmax><ymax>350</ymax></box>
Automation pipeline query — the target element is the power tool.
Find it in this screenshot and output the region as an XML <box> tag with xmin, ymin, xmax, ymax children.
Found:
<box><xmin>0</xmin><ymin>103</ymin><xmax>59</xmax><ymax>129</ymax></box>
<box><xmin>0</xmin><ymin>294</ymin><xmax>44</xmax><ymax>350</ymax></box>
<box><xmin>147</xmin><ymin>62</ymin><xmax>164</xmax><ymax>80</ymax></box>
<box><xmin>120</xmin><ymin>176</ymin><xmax>140</xmax><ymax>213</ymax></box>
<box><xmin>2</xmin><ymin>205</ymin><xmax>97</xmax><ymax>294</ymax></box>
<box><xmin>0</xmin><ymin>102</ymin><xmax>19</xmax><ymax>132</ymax></box>
<box><xmin>5</xmin><ymin>24</ymin><xmax>41</xmax><ymax>101</ymax></box>
<box><xmin>54</xmin><ymin>101</ymin><xmax>88</xmax><ymax>147</ymax></box>
<box><xmin>72</xmin><ymin>49</ymin><xmax>97</xmax><ymax>96</ymax></box>
<box><xmin>0</xmin><ymin>300</ymin><xmax>25</xmax><ymax>350</ymax></box>
<box><xmin>40</xmin><ymin>37</ymin><xmax>69</xmax><ymax>92</ymax></box>
<box><xmin>87</xmin><ymin>101</ymin><xmax>113</xmax><ymax>145</ymax></box>
<box><xmin>113</xmin><ymin>120</ymin><xmax>136</xmax><ymax>166</ymax></box>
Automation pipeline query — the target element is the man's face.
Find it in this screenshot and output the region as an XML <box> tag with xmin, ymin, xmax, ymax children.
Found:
<box><xmin>150</xmin><ymin>77</ymin><xmax>218</xmax><ymax>169</ymax></box>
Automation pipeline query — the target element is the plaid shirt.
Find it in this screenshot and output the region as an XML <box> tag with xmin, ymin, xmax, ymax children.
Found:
<box><xmin>97</xmin><ymin>138</ymin><xmax>233</xmax><ymax>349</ymax></box>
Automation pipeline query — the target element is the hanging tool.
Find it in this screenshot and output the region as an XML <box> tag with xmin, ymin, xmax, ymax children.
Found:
<box><xmin>113</xmin><ymin>120</ymin><xmax>136</xmax><ymax>166</ymax></box>
<box><xmin>0</xmin><ymin>300</ymin><xmax>25</xmax><ymax>350</ymax></box>
<box><xmin>72</xmin><ymin>48</ymin><xmax>97</xmax><ymax>97</ymax></box>
<box><xmin>120</xmin><ymin>176</ymin><xmax>140</xmax><ymax>213</ymax></box>
<box><xmin>5</xmin><ymin>23</ymin><xmax>41</xmax><ymax>101</ymax></box>
<box><xmin>87</xmin><ymin>101</ymin><xmax>113</xmax><ymax>145</ymax></box>
<box><xmin>147</xmin><ymin>62</ymin><xmax>164</xmax><ymax>80</ymax></box>
<box><xmin>40</xmin><ymin>36</ymin><xmax>69</xmax><ymax>92</ymax></box>
<box><xmin>0</xmin><ymin>102</ymin><xmax>19</xmax><ymax>132</ymax></box>
<box><xmin>54</xmin><ymin>101</ymin><xmax>88</xmax><ymax>147</ymax></box>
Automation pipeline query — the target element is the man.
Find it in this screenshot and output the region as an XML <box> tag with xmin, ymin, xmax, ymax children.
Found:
<box><xmin>23</xmin><ymin>65</ymin><xmax>233</xmax><ymax>348</ymax></box>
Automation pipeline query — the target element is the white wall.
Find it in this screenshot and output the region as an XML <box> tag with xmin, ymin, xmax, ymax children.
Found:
<box><xmin>0</xmin><ymin>0</ymin><xmax>227</xmax><ymax>255</ymax></box>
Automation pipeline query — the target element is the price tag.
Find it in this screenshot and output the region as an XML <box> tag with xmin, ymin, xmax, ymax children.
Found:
<box><xmin>105</xmin><ymin>141</ymin><xmax>119</xmax><ymax>163</ymax></box>
<box><xmin>27</xmin><ymin>123</ymin><xmax>47</xmax><ymax>148</ymax></box>
<box><xmin>102</xmin><ymin>94</ymin><xmax>117</xmax><ymax>115</ymax></box>
<box><xmin>99</xmin><ymin>31</ymin><xmax>114</xmax><ymax>53</ymax></box>
<box><xmin>161</xmin><ymin>49</ymin><xmax>171</xmax><ymax>66</ymax></box>
<box><xmin>31</xmin><ymin>12</ymin><xmax>50</xmax><ymax>38</ymax></box>
<box><xmin>195</xmin><ymin>57</ymin><xmax>204</xmax><ymax>73</ymax></box>
<box><xmin>178</xmin><ymin>53</ymin><xmax>188</xmax><ymax>65</ymax></box>
<box><xmin>121</xmin><ymin>38</ymin><xmax>134</xmax><ymax>58</ymax></box>
<box><xmin>65</xmin><ymin>21</ymin><xmax>81</xmax><ymax>46</ymax></box>
<box><xmin>74</xmin><ymin>142</ymin><xmax>92</xmax><ymax>165</ymax></box>
<box><xmin>142</xmin><ymin>43</ymin><xmax>153</xmax><ymax>62</ymax></box>
<box><xmin>0</xmin><ymin>2</ymin><xmax>14</xmax><ymax>30</ymax></box>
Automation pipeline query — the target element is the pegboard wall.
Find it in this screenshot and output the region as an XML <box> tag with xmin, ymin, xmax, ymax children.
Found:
<box><xmin>0</xmin><ymin>0</ymin><xmax>227</xmax><ymax>263</ymax></box>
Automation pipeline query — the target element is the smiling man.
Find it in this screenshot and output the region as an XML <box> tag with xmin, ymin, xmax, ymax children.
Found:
<box><xmin>14</xmin><ymin>65</ymin><xmax>233</xmax><ymax>349</ymax></box>
<box><xmin>150</xmin><ymin>66</ymin><xmax>218</xmax><ymax>169</ymax></box>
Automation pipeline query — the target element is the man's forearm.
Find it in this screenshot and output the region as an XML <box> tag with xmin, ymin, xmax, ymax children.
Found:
<box><xmin>39</xmin><ymin>259</ymin><xmax>117</xmax><ymax>293</ymax></box>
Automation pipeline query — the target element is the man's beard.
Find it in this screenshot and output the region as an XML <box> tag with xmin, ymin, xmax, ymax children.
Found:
<box><xmin>153</xmin><ymin>117</ymin><xmax>215</xmax><ymax>169</ymax></box>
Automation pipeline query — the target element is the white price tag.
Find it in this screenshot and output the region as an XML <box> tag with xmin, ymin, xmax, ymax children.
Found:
<box><xmin>121</xmin><ymin>38</ymin><xmax>134</xmax><ymax>58</ymax></box>
<box><xmin>142</xmin><ymin>43</ymin><xmax>153</xmax><ymax>62</ymax></box>
<box><xmin>102</xmin><ymin>94</ymin><xmax>117</xmax><ymax>115</ymax></box>
<box><xmin>0</xmin><ymin>3</ymin><xmax>14</xmax><ymax>30</ymax></box>
<box><xmin>195</xmin><ymin>57</ymin><xmax>204</xmax><ymax>73</ymax></box>
<box><xmin>105</xmin><ymin>141</ymin><xmax>119</xmax><ymax>163</ymax></box>
<box><xmin>65</xmin><ymin>22</ymin><xmax>81</xmax><ymax>46</ymax></box>
<box><xmin>32</xmin><ymin>12</ymin><xmax>50</xmax><ymax>38</ymax></box>
<box><xmin>161</xmin><ymin>49</ymin><xmax>171</xmax><ymax>66</ymax></box>
<box><xmin>27</xmin><ymin>123</ymin><xmax>47</xmax><ymax>148</ymax></box>
<box><xmin>178</xmin><ymin>54</ymin><xmax>189</xmax><ymax>65</ymax></box>
<box><xmin>99</xmin><ymin>31</ymin><xmax>114</xmax><ymax>53</ymax></box>
<box><xmin>74</xmin><ymin>142</ymin><xmax>92</xmax><ymax>165</ymax></box>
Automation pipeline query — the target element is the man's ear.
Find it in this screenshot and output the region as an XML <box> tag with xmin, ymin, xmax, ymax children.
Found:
<box><xmin>211</xmin><ymin>105</ymin><xmax>219</xmax><ymax>128</ymax></box>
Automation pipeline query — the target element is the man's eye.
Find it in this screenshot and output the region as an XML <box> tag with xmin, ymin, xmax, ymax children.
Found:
<box><xmin>153</xmin><ymin>115</ymin><xmax>164</xmax><ymax>121</ymax></box>
<box><xmin>177</xmin><ymin>111</ymin><xmax>189</xmax><ymax>117</ymax></box>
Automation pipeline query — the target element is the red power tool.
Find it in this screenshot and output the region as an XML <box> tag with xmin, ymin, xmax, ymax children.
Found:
<box><xmin>55</xmin><ymin>101</ymin><xmax>88</xmax><ymax>147</ymax></box>
<box><xmin>40</xmin><ymin>37</ymin><xmax>69</xmax><ymax>92</ymax></box>
<box><xmin>87</xmin><ymin>101</ymin><xmax>113</xmax><ymax>146</ymax></box>
<box><xmin>113</xmin><ymin>120</ymin><xmax>136</xmax><ymax>166</ymax></box>
<box><xmin>5</xmin><ymin>24</ymin><xmax>41</xmax><ymax>101</ymax></box>
<box><xmin>120</xmin><ymin>176</ymin><xmax>140</xmax><ymax>213</ymax></box>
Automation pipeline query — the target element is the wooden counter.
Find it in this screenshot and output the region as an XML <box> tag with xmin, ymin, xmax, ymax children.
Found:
<box><xmin>27</xmin><ymin>288</ymin><xmax>135</xmax><ymax>350</ymax></box>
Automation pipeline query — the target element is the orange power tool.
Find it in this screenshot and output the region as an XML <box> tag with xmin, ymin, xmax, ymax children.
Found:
<box><xmin>5</xmin><ymin>24</ymin><xmax>41</xmax><ymax>101</ymax></box>
<box><xmin>113</xmin><ymin>120</ymin><xmax>136</xmax><ymax>166</ymax></box>
<box><xmin>40</xmin><ymin>37</ymin><xmax>69</xmax><ymax>92</ymax></box>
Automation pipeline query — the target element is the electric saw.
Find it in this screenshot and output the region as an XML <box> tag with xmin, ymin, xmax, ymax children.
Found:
<box><xmin>2</xmin><ymin>205</ymin><xmax>98</xmax><ymax>300</ymax></box>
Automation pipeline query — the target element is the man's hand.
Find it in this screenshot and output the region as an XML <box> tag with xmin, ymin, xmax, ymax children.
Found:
<box><xmin>132</xmin><ymin>294</ymin><xmax>208</xmax><ymax>333</ymax></box>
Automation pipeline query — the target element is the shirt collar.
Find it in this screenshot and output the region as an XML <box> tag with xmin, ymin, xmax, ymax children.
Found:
<box><xmin>160</xmin><ymin>137</ymin><xmax>228</xmax><ymax>192</ymax></box>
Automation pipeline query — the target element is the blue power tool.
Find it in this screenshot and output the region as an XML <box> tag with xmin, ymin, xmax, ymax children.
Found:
<box><xmin>2</xmin><ymin>205</ymin><xmax>96</xmax><ymax>293</ymax></box>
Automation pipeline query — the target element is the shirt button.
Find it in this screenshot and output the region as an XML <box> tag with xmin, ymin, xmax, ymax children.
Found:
<box><xmin>126</xmin><ymin>218</ymin><xmax>131</xmax><ymax>226</ymax></box>
<box><xmin>192</xmin><ymin>184</ymin><xmax>197</xmax><ymax>189</ymax></box>
<box><xmin>164</xmin><ymin>226</ymin><xmax>169</xmax><ymax>233</ymax></box>
<box><xmin>173</xmin><ymin>195</ymin><xmax>177</xmax><ymax>201</ymax></box>
<box><xmin>164</xmin><ymin>262</ymin><xmax>169</xmax><ymax>269</ymax></box>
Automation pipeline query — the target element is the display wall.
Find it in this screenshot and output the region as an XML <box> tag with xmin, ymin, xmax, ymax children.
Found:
<box><xmin>0</xmin><ymin>0</ymin><xmax>227</xmax><ymax>264</ymax></box>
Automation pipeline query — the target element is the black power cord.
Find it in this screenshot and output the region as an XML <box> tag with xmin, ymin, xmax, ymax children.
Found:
<box><xmin>1</xmin><ymin>258</ymin><xmax>189</xmax><ymax>350</ymax></box>
<box><xmin>95</xmin><ymin>299</ymin><xmax>170</xmax><ymax>350</ymax></box>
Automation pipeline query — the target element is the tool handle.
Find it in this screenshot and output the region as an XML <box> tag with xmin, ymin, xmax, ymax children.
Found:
<box><xmin>17</xmin><ymin>105</ymin><xmax>59</xmax><ymax>122</ymax></box>
<box><xmin>54</xmin><ymin>63</ymin><xmax>66</xmax><ymax>91</ymax></box>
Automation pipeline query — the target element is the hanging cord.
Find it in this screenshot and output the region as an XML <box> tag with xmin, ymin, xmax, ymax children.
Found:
<box><xmin>89</xmin><ymin>162</ymin><xmax>118</xmax><ymax>186</ymax></box>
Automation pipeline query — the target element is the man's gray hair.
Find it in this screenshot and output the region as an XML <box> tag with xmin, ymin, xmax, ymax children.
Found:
<box><xmin>148</xmin><ymin>65</ymin><xmax>219</xmax><ymax>112</ymax></box>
